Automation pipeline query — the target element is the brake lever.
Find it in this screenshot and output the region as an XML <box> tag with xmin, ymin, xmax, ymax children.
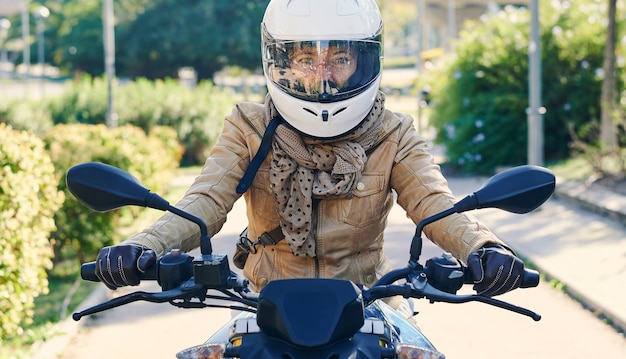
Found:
<box><xmin>72</xmin><ymin>281</ymin><xmax>206</xmax><ymax>321</ymax></box>
<box><xmin>410</xmin><ymin>272</ymin><xmax>541</xmax><ymax>321</ymax></box>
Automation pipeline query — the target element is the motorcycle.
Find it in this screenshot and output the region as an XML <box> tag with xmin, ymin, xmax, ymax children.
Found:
<box><xmin>67</xmin><ymin>162</ymin><xmax>555</xmax><ymax>359</ymax></box>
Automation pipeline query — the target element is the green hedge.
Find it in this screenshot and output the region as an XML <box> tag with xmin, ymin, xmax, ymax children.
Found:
<box><xmin>49</xmin><ymin>76</ymin><xmax>235</xmax><ymax>165</ymax></box>
<box><xmin>425</xmin><ymin>3</ymin><xmax>612</xmax><ymax>174</ymax></box>
<box><xmin>44</xmin><ymin>123</ymin><xmax>182</xmax><ymax>264</ymax></box>
<box><xmin>0</xmin><ymin>124</ymin><xmax>65</xmax><ymax>342</ymax></box>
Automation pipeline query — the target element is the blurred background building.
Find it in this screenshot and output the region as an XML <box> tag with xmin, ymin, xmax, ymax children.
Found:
<box><xmin>412</xmin><ymin>0</ymin><xmax>529</xmax><ymax>63</ymax></box>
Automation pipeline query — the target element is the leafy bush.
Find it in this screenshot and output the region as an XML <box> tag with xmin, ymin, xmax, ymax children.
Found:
<box><xmin>0</xmin><ymin>124</ymin><xmax>65</xmax><ymax>342</ymax></box>
<box><xmin>426</xmin><ymin>3</ymin><xmax>612</xmax><ymax>173</ymax></box>
<box><xmin>43</xmin><ymin>123</ymin><xmax>182</xmax><ymax>264</ymax></box>
<box><xmin>49</xmin><ymin>76</ymin><xmax>235</xmax><ymax>165</ymax></box>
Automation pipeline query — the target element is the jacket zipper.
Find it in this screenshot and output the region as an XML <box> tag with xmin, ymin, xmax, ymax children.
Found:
<box><xmin>312</xmin><ymin>198</ymin><xmax>320</xmax><ymax>278</ymax></box>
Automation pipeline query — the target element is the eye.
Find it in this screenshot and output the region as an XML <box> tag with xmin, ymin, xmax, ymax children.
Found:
<box><xmin>298</xmin><ymin>57</ymin><xmax>315</xmax><ymax>65</ymax></box>
<box><xmin>334</xmin><ymin>56</ymin><xmax>351</xmax><ymax>66</ymax></box>
<box><xmin>328</xmin><ymin>54</ymin><xmax>352</xmax><ymax>69</ymax></box>
<box><xmin>292</xmin><ymin>54</ymin><xmax>318</xmax><ymax>70</ymax></box>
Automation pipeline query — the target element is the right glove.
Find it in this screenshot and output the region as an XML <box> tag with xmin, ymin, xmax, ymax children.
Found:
<box><xmin>467</xmin><ymin>244</ymin><xmax>524</xmax><ymax>297</ymax></box>
<box><xmin>95</xmin><ymin>244</ymin><xmax>156</xmax><ymax>290</ymax></box>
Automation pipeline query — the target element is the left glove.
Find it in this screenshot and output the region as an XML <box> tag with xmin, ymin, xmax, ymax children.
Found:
<box><xmin>96</xmin><ymin>244</ymin><xmax>156</xmax><ymax>290</ymax></box>
<box><xmin>467</xmin><ymin>244</ymin><xmax>524</xmax><ymax>297</ymax></box>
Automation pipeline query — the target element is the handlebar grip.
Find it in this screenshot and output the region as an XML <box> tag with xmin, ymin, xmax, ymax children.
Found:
<box><xmin>463</xmin><ymin>267</ymin><xmax>540</xmax><ymax>289</ymax></box>
<box><xmin>520</xmin><ymin>268</ymin><xmax>540</xmax><ymax>288</ymax></box>
<box><xmin>80</xmin><ymin>262</ymin><xmax>99</xmax><ymax>282</ymax></box>
<box><xmin>80</xmin><ymin>262</ymin><xmax>158</xmax><ymax>282</ymax></box>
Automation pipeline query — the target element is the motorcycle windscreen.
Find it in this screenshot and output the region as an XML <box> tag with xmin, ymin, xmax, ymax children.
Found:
<box><xmin>256</xmin><ymin>278</ymin><xmax>364</xmax><ymax>347</ymax></box>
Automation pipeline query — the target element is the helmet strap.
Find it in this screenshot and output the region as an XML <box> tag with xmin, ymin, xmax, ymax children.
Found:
<box><xmin>236</xmin><ymin>114</ymin><xmax>285</xmax><ymax>194</ymax></box>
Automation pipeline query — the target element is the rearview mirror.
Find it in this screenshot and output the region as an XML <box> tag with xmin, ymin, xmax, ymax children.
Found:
<box><xmin>454</xmin><ymin>165</ymin><xmax>555</xmax><ymax>214</ymax></box>
<box><xmin>66</xmin><ymin>162</ymin><xmax>170</xmax><ymax>212</ymax></box>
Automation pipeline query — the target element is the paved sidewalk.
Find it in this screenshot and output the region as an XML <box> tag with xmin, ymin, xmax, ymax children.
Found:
<box><xmin>557</xmin><ymin>180</ymin><xmax>626</xmax><ymax>224</ymax></box>
<box><xmin>550</xmin><ymin>180</ymin><xmax>626</xmax><ymax>332</ymax></box>
<box><xmin>470</xmin><ymin>177</ymin><xmax>626</xmax><ymax>333</ymax></box>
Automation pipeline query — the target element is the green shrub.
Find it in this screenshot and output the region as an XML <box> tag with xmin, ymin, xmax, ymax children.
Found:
<box><xmin>49</xmin><ymin>76</ymin><xmax>235</xmax><ymax>165</ymax></box>
<box><xmin>43</xmin><ymin>123</ymin><xmax>182</xmax><ymax>264</ymax></box>
<box><xmin>0</xmin><ymin>124</ymin><xmax>65</xmax><ymax>342</ymax></box>
<box><xmin>426</xmin><ymin>3</ymin><xmax>611</xmax><ymax>174</ymax></box>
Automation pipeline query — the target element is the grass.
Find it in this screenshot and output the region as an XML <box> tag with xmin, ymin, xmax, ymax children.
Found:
<box><xmin>32</xmin><ymin>260</ymin><xmax>99</xmax><ymax>323</ymax></box>
<box><xmin>0</xmin><ymin>259</ymin><xmax>100</xmax><ymax>358</ymax></box>
<box><xmin>548</xmin><ymin>156</ymin><xmax>594</xmax><ymax>181</ymax></box>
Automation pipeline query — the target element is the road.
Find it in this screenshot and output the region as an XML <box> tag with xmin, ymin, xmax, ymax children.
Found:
<box><xmin>50</xmin><ymin>176</ymin><xmax>626</xmax><ymax>359</ymax></box>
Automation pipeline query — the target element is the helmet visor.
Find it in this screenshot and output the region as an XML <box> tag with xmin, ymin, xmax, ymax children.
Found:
<box><xmin>263</xmin><ymin>37</ymin><xmax>382</xmax><ymax>103</ymax></box>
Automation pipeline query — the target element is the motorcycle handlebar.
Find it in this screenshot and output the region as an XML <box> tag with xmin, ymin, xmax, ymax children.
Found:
<box><xmin>80</xmin><ymin>262</ymin><xmax>158</xmax><ymax>282</ymax></box>
<box><xmin>82</xmin><ymin>260</ymin><xmax>540</xmax><ymax>291</ymax></box>
<box><xmin>520</xmin><ymin>268</ymin><xmax>540</xmax><ymax>288</ymax></box>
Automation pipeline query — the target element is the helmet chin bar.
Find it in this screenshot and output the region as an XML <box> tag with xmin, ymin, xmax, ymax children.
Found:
<box><xmin>283</xmin><ymin>105</ymin><xmax>372</xmax><ymax>141</ymax></box>
<box><xmin>266</xmin><ymin>75</ymin><xmax>381</xmax><ymax>139</ymax></box>
<box><xmin>301</xmin><ymin>105</ymin><xmax>346</xmax><ymax>122</ymax></box>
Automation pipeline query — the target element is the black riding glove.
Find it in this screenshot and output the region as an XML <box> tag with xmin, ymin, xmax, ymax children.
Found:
<box><xmin>467</xmin><ymin>244</ymin><xmax>524</xmax><ymax>297</ymax></box>
<box><xmin>95</xmin><ymin>244</ymin><xmax>156</xmax><ymax>290</ymax></box>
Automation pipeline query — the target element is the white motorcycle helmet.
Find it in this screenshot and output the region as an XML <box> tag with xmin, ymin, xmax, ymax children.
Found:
<box><xmin>262</xmin><ymin>0</ymin><xmax>383</xmax><ymax>139</ymax></box>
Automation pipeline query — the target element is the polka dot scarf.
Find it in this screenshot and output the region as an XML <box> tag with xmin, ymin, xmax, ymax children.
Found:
<box><xmin>266</xmin><ymin>92</ymin><xmax>386</xmax><ymax>257</ymax></box>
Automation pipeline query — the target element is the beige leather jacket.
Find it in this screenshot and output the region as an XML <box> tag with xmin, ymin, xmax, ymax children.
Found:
<box><xmin>124</xmin><ymin>101</ymin><xmax>502</xmax><ymax>292</ymax></box>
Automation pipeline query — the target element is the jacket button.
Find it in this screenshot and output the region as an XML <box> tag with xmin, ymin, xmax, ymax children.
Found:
<box><xmin>258</xmin><ymin>277</ymin><xmax>268</xmax><ymax>287</ymax></box>
<box><xmin>356</xmin><ymin>182</ymin><xmax>365</xmax><ymax>191</ymax></box>
<box><xmin>365</xmin><ymin>275</ymin><xmax>375</xmax><ymax>284</ymax></box>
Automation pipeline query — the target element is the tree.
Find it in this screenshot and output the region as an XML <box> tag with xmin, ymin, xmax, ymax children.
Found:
<box><xmin>29</xmin><ymin>0</ymin><xmax>267</xmax><ymax>79</ymax></box>
<box><xmin>53</xmin><ymin>0</ymin><xmax>104</xmax><ymax>77</ymax></box>
<box><xmin>116</xmin><ymin>0</ymin><xmax>268</xmax><ymax>79</ymax></box>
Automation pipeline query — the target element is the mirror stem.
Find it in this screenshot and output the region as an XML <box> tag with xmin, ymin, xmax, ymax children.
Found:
<box><xmin>166</xmin><ymin>205</ymin><xmax>213</xmax><ymax>255</ymax></box>
<box><xmin>410</xmin><ymin>207</ymin><xmax>457</xmax><ymax>263</ymax></box>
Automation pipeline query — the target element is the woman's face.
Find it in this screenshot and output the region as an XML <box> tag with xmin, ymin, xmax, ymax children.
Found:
<box><xmin>289</xmin><ymin>45</ymin><xmax>358</xmax><ymax>91</ymax></box>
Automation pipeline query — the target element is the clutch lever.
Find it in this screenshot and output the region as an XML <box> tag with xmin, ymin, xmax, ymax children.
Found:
<box><xmin>72</xmin><ymin>280</ymin><xmax>205</xmax><ymax>321</ymax></box>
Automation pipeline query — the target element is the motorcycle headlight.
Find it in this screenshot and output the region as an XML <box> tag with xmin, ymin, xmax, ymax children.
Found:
<box><xmin>396</xmin><ymin>344</ymin><xmax>446</xmax><ymax>359</ymax></box>
<box><xmin>175</xmin><ymin>343</ymin><xmax>225</xmax><ymax>359</ymax></box>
